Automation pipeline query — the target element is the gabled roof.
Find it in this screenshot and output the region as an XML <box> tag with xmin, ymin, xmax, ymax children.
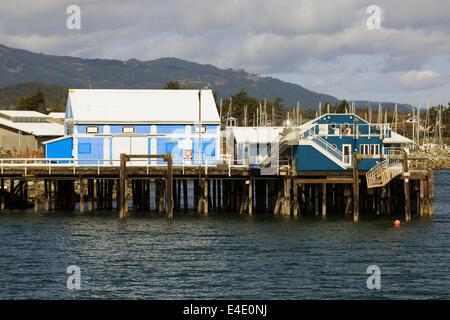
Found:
<box><xmin>0</xmin><ymin>110</ymin><xmax>49</xmax><ymax>118</ymax></box>
<box><xmin>383</xmin><ymin>132</ymin><xmax>415</xmax><ymax>144</ymax></box>
<box><xmin>0</xmin><ymin>117</ymin><xmax>64</xmax><ymax>136</ymax></box>
<box><xmin>48</xmin><ymin>112</ymin><xmax>66</xmax><ymax>118</ymax></box>
<box><xmin>67</xmin><ymin>89</ymin><xmax>220</xmax><ymax>124</ymax></box>
<box><xmin>313</xmin><ymin>113</ymin><xmax>369</xmax><ymax>125</ymax></box>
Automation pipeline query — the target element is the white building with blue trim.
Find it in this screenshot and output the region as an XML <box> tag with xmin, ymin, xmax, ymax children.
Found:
<box><xmin>44</xmin><ymin>89</ymin><xmax>221</xmax><ymax>165</ymax></box>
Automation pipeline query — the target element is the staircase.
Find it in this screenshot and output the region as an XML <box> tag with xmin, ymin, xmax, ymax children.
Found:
<box><xmin>260</xmin><ymin>137</ymin><xmax>290</xmax><ymax>167</ymax></box>
<box><xmin>366</xmin><ymin>158</ymin><xmax>403</xmax><ymax>188</ymax></box>
<box><xmin>300</xmin><ymin>128</ymin><xmax>350</xmax><ymax>169</ymax></box>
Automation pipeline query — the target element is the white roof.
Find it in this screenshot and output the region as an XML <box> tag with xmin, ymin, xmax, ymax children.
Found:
<box><xmin>0</xmin><ymin>117</ymin><xmax>64</xmax><ymax>136</ymax></box>
<box><xmin>383</xmin><ymin>131</ymin><xmax>415</xmax><ymax>144</ymax></box>
<box><xmin>68</xmin><ymin>89</ymin><xmax>220</xmax><ymax>124</ymax></box>
<box><xmin>230</xmin><ymin>127</ymin><xmax>284</xmax><ymax>144</ymax></box>
<box><xmin>48</xmin><ymin>112</ymin><xmax>66</xmax><ymax>118</ymax></box>
<box><xmin>0</xmin><ymin>110</ymin><xmax>49</xmax><ymax>118</ymax></box>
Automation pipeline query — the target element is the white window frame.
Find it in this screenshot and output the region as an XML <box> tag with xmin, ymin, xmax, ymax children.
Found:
<box><xmin>122</xmin><ymin>126</ymin><xmax>135</xmax><ymax>134</ymax></box>
<box><xmin>194</xmin><ymin>125</ymin><xmax>206</xmax><ymax>133</ymax></box>
<box><xmin>370</xmin><ymin>144</ymin><xmax>380</xmax><ymax>155</ymax></box>
<box><xmin>360</xmin><ymin>144</ymin><xmax>370</xmax><ymax>155</ymax></box>
<box><xmin>86</xmin><ymin>126</ymin><xmax>99</xmax><ymax>134</ymax></box>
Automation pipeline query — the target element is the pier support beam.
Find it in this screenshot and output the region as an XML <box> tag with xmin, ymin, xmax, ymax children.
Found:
<box><xmin>79</xmin><ymin>178</ymin><xmax>85</xmax><ymax>213</ymax></box>
<box><xmin>322</xmin><ymin>183</ymin><xmax>326</xmax><ymax>218</ymax></box>
<box><xmin>403</xmin><ymin>151</ymin><xmax>411</xmax><ymax>222</ymax></box>
<box><xmin>427</xmin><ymin>169</ymin><xmax>434</xmax><ymax>217</ymax></box>
<box><xmin>0</xmin><ymin>178</ymin><xmax>5</xmax><ymax>211</ymax></box>
<box><xmin>34</xmin><ymin>178</ymin><xmax>39</xmax><ymax>213</ymax></box>
<box><xmin>353</xmin><ymin>152</ymin><xmax>359</xmax><ymax>222</ymax></box>
<box><xmin>248</xmin><ymin>177</ymin><xmax>253</xmax><ymax>216</ymax></box>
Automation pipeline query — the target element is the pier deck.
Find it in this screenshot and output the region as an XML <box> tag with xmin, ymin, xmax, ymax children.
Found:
<box><xmin>0</xmin><ymin>152</ymin><xmax>434</xmax><ymax>222</ymax></box>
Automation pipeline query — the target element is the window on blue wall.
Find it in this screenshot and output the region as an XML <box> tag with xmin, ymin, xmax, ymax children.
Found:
<box><xmin>360</xmin><ymin>144</ymin><xmax>369</xmax><ymax>155</ymax></box>
<box><xmin>78</xmin><ymin>143</ymin><xmax>91</xmax><ymax>154</ymax></box>
<box><xmin>370</xmin><ymin>144</ymin><xmax>380</xmax><ymax>155</ymax></box>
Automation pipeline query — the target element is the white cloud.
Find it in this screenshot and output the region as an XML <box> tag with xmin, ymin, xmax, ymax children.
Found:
<box><xmin>399</xmin><ymin>70</ymin><xmax>446</xmax><ymax>89</ymax></box>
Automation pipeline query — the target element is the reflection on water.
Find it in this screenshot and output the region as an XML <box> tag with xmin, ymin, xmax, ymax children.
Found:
<box><xmin>0</xmin><ymin>171</ymin><xmax>449</xmax><ymax>299</ymax></box>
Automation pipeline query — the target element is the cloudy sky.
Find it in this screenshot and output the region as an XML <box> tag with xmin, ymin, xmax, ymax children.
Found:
<box><xmin>0</xmin><ymin>0</ymin><xmax>449</xmax><ymax>106</ymax></box>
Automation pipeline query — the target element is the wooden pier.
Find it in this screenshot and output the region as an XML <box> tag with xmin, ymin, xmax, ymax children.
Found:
<box><xmin>0</xmin><ymin>152</ymin><xmax>435</xmax><ymax>222</ymax></box>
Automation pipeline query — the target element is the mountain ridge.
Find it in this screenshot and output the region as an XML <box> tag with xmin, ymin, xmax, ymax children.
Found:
<box><xmin>0</xmin><ymin>43</ymin><xmax>411</xmax><ymax>111</ymax></box>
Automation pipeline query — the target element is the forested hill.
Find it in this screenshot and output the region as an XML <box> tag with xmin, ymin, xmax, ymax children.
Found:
<box><xmin>0</xmin><ymin>43</ymin><xmax>338</xmax><ymax>109</ymax></box>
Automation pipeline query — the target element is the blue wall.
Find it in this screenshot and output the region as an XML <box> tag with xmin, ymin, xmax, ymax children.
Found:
<box><xmin>296</xmin><ymin>114</ymin><xmax>387</xmax><ymax>171</ymax></box>
<box><xmin>155</xmin><ymin>137</ymin><xmax>217</xmax><ymax>165</ymax></box>
<box><xmin>46</xmin><ymin>137</ymin><xmax>73</xmax><ymax>162</ymax></box>
<box><xmin>296</xmin><ymin>145</ymin><xmax>344</xmax><ymax>171</ymax></box>
<box><xmin>77</xmin><ymin>137</ymin><xmax>104</xmax><ymax>165</ymax></box>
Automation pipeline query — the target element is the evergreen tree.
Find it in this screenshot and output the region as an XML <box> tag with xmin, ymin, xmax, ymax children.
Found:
<box><xmin>15</xmin><ymin>86</ymin><xmax>47</xmax><ymax>113</ymax></box>
<box><xmin>164</xmin><ymin>81</ymin><xmax>180</xmax><ymax>89</ymax></box>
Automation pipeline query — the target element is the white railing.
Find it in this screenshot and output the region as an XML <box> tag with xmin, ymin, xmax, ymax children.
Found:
<box><xmin>303</xmin><ymin>128</ymin><xmax>344</xmax><ymax>163</ymax></box>
<box><xmin>366</xmin><ymin>158</ymin><xmax>403</xmax><ymax>188</ymax></box>
<box><xmin>0</xmin><ymin>156</ymin><xmax>253</xmax><ymax>176</ymax></box>
<box><xmin>383</xmin><ymin>147</ymin><xmax>404</xmax><ymax>155</ymax></box>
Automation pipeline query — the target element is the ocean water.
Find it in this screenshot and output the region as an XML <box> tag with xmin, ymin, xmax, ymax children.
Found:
<box><xmin>0</xmin><ymin>171</ymin><xmax>449</xmax><ymax>299</ymax></box>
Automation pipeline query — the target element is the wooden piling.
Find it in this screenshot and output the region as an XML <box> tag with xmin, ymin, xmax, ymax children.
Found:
<box><xmin>322</xmin><ymin>183</ymin><xmax>327</xmax><ymax>218</ymax></box>
<box><xmin>182</xmin><ymin>179</ymin><xmax>188</xmax><ymax>212</ymax></box>
<box><xmin>403</xmin><ymin>151</ymin><xmax>411</xmax><ymax>222</ymax></box>
<box><xmin>248</xmin><ymin>176</ymin><xmax>253</xmax><ymax>216</ymax></box>
<box><xmin>353</xmin><ymin>152</ymin><xmax>359</xmax><ymax>222</ymax></box>
<box><xmin>293</xmin><ymin>182</ymin><xmax>299</xmax><ymax>217</ymax></box>
<box><xmin>428</xmin><ymin>169</ymin><xmax>434</xmax><ymax>217</ymax></box>
<box><xmin>44</xmin><ymin>179</ymin><xmax>49</xmax><ymax>212</ymax></box>
<box><xmin>119</xmin><ymin>153</ymin><xmax>126</xmax><ymax>219</ymax></box>
<box><xmin>0</xmin><ymin>178</ymin><xmax>4</xmax><ymax>211</ymax></box>
<box><xmin>34</xmin><ymin>178</ymin><xmax>39</xmax><ymax>213</ymax></box>
<box><xmin>203</xmin><ymin>178</ymin><xmax>208</xmax><ymax>215</ymax></box>
<box><xmin>79</xmin><ymin>178</ymin><xmax>85</xmax><ymax>212</ymax></box>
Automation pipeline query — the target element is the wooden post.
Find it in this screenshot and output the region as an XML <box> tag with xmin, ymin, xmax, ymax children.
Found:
<box><xmin>114</xmin><ymin>179</ymin><xmax>120</xmax><ymax>212</ymax></box>
<box><xmin>96</xmin><ymin>179</ymin><xmax>101</xmax><ymax>210</ymax></box>
<box><xmin>293</xmin><ymin>182</ymin><xmax>299</xmax><ymax>217</ymax></box>
<box><xmin>212</xmin><ymin>179</ymin><xmax>216</xmax><ymax>212</ymax></box>
<box><xmin>248</xmin><ymin>176</ymin><xmax>253</xmax><ymax>216</ymax></box>
<box><xmin>274</xmin><ymin>190</ymin><xmax>282</xmax><ymax>215</ymax></box>
<box><xmin>314</xmin><ymin>184</ymin><xmax>319</xmax><ymax>215</ymax></box>
<box><xmin>428</xmin><ymin>169</ymin><xmax>434</xmax><ymax>217</ymax></box>
<box><xmin>34</xmin><ymin>178</ymin><xmax>39</xmax><ymax>213</ymax></box>
<box><xmin>322</xmin><ymin>183</ymin><xmax>327</xmax><ymax>218</ymax></box>
<box><xmin>419</xmin><ymin>179</ymin><xmax>425</xmax><ymax>217</ymax></box>
<box><xmin>160</xmin><ymin>179</ymin><xmax>165</xmax><ymax>214</ymax></box>
<box><xmin>119</xmin><ymin>153</ymin><xmax>127</xmax><ymax>219</ymax></box>
<box><xmin>353</xmin><ymin>152</ymin><xmax>359</xmax><ymax>222</ymax></box>
<box><xmin>79</xmin><ymin>178</ymin><xmax>85</xmax><ymax>213</ymax></box>
<box><xmin>403</xmin><ymin>151</ymin><xmax>411</xmax><ymax>222</ymax></box>
<box><xmin>182</xmin><ymin>179</ymin><xmax>188</xmax><ymax>212</ymax></box>
<box><xmin>0</xmin><ymin>178</ymin><xmax>4</xmax><ymax>211</ymax></box>
<box><xmin>44</xmin><ymin>180</ymin><xmax>49</xmax><ymax>212</ymax></box>
<box><xmin>217</xmin><ymin>179</ymin><xmax>222</xmax><ymax>212</ymax></box>
<box><xmin>50</xmin><ymin>180</ymin><xmax>56</xmax><ymax>211</ymax></box>
<box><xmin>167</xmin><ymin>155</ymin><xmax>173</xmax><ymax>219</ymax></box>
<box><xmin>203</xmin><ymin>179</ymin><xmax>208</xmax><ymax>215</ymax></box>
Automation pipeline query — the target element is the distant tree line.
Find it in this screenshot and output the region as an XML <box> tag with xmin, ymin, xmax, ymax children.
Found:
<box><xmin>15</xmin><ymin>86</ymin><xmax>66</xmax><ymax>113</ymax></box>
